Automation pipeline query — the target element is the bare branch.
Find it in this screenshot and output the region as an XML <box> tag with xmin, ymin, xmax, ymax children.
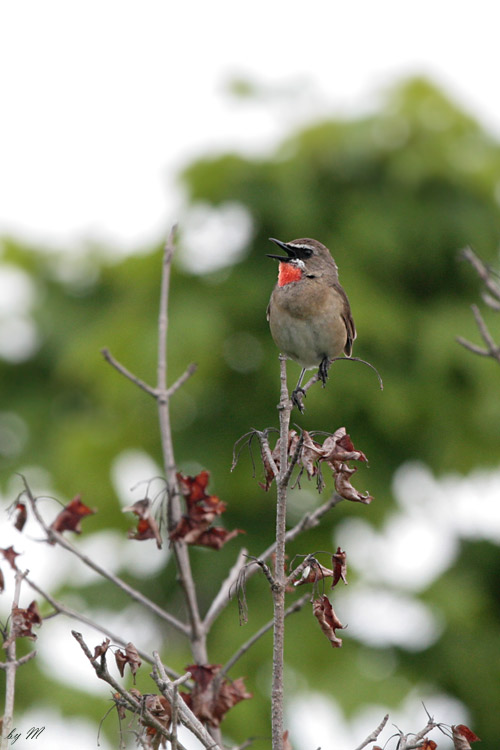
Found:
<box><xmin>458</xmin><ymin>247</ymin><xmax>500</xmax><ymax>365</ymax></box>
<box><xmin>353</xmin><ymin>713</ymin><xmax>389</xmax><ymax>750</ymax></box>
<box><xmin>394</xmin><ymin>717</ymin><xmax>438</xmax><ymax>750</ymax></box>
<box><xmin>221</xmin><ymin>592</ymin><xmax>310</xmax><ymax>677</ymax></box>
<box><xmin>21</xmin><ymin>478</ymin><xmax>190</xmax><ymax>637</ymax></box>
<box><xmin>154</xmin><ymin>229</ymin><xmax>206</xmax><ymax>663</ymax></box>
<box><xmin>101</xmin><ymin>347</ymin><xmax>158</xmax><ymax>397</ymax></box>
<box><xmin>257</xmin><ymin>430</ymin><xmax>280</xmax><ymax>480</ymax></box>
<box><xmin>23</xmin><ymin>572</ymin><xmax>179</xmax><ymax>677</ymax></box>
<box><xmin>244</xmin><ymin>493</ymin><xmax>343</xmax><ymax>586</ymax></box>
<box><xmin>455</xmin><ymin>336</ymin><xmax>492</xmax><ymax>357</ymax></box>
<box><xmin>167</xmin><ymin>362</ymin><xmax>198</xmax><ymax>397</ymax></box>
<box><xmin>460</xmin><ymin>246</ymin><xmax>500</xmax><ymax>301</ymax></box>
<box><xmin>1</xmin><ymin>569</ymin><xmax>35</xmax><ymax>750</ymax></box>
<box><xmin>457</xmin><ymin>304</ymin><xmax>500</xmax><ymax>362</ymax></box>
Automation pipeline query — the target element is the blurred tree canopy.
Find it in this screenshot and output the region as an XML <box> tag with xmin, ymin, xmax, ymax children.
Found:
<box><xmin>1</xmin><ymin>77</ymin><xmax>500</xmax><ymax>747</ymax></box>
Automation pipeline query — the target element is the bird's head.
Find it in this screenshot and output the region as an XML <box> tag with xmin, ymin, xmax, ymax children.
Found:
<box><xmin>267</xmin><ymin>237</ymin><xmax>338</xmax><ymax>285</ymax></box>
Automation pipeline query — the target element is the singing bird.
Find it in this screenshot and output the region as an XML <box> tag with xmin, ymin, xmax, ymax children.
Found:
<box><xmin>267</xmin><ymin>237</ymin><xmax>356</xmax><ymax>410</ymax></box>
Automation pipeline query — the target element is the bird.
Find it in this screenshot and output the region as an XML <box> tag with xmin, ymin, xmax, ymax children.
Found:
<box><xmin>266</xmin><ymin>237</ymin><xmax>356</xmax><ymax>410</ymax></box>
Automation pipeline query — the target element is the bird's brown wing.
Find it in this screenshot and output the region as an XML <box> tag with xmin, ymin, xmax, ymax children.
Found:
<box><xmin>334</xmin><ymin>282</ymin><xmax>356</xmax><ymax>357</ymax></box>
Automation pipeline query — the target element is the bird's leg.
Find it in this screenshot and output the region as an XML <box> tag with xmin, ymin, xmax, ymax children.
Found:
<box><xmin>318</xmin><ymin>356</ymin><xmax>331</xmax><ymax>387</ymax></box>
<box><xmin>291</xmin><ymin>368</ymin><xmax>307</xmax><ymax>412</ymax></box>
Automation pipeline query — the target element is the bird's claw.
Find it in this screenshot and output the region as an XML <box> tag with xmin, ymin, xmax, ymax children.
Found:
<box><xmin>318</xmin><ymin>357</ymin><xmax>331</xmax><ymax>387</ymax></box>
<box><xmin>291</xmin><ymin>387</ymin><xmax>306</xmax><ymax>412</ymax></box>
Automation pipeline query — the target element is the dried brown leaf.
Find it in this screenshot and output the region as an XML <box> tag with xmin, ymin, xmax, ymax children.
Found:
<box><xmin>50</xmin><ymin>495</ymin><xmax>95</xmax><ymax>537</ymax></box>
<box><xmin>124</xmin><ymin>500</ymin><xmax>162</xmax><ymax>549</ymax></box>
<box><xmin>5</xmin><ymin>600</ymin><xmax>42</xmax><ymax>645</ymax></box>
<box><xmin>115</xmin><ymin>642</ymin><xmax>142</xmax><ymax>682</ymax></box>
<box><xmin>294</xmin><ymin>561</ymin><xmax>334</xmax><ymax>587</ymax></box>
<box><xmin>184</xmin><ymin>663</ymin><xmax>252</xmax><ymax>727</ymax></box>
<box><xmin>452</xmin><ymin>725</ymin><xmax>481</xmax><ymax>749</ymax></box>
<box><xmin>331</xmin><ymin>547</ymin><xmax>348</xmax><ymax>587</ymax></box>
<box><xmin>334</xmin><ymin>463</ymin><xmax>373</xmax><ymax>504</ymax></box>
<box><xmin>312</xmin><ymin>594</ymin><xmax>344</xmax><ymax>648</ymax></box>
<box><xmin>1</xmin><ymin>546</ymin><xmax>21</xmax><ymax>570</ymax></box>
<box><xmin>93</xmin><ymin>638</ymin><xmax>111</xmax><ymax>658</ymax></box>
<box><xmin>13</xmin><ymin>503</ymin><xmax>27</xmax><ymax>532</ymax></box>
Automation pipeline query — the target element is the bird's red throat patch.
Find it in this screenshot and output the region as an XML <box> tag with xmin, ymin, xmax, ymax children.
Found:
<box><xmin>278</xmin><ymin>262</ymin><xmax>302</xmax><ymax>287</ymax></box>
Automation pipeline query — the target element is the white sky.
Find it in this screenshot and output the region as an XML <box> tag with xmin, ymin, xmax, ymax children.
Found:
<box><xmin>1</xmin><ymin>0</ymin><xmax>500</xmax><ymax>252</ymax></box>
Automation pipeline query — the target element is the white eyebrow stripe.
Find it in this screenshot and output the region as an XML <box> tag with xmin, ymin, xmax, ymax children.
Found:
<box><xmin>289</xmin><ymin>243</ymin><xmax>315</xmax><ymax>251</ymax></box>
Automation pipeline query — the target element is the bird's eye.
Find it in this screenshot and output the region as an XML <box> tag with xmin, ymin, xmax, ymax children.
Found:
<box><xmin>293</xmin><ymin>246</ymin><xmax>312</xmax><ymax>258</ymax></box>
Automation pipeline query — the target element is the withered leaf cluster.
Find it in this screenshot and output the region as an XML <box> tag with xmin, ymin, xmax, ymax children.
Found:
<box><xmin>4</xmin><ymin>600</ymin><xmax>42</xmax><ymax>647</ymax></box>
<box><xmin>182</xmin><ymin>663</ymin><xmax>252</xmax><ymax>728</ymax></box>
<box><xmin>294</xmin><ymin>547</ymin><xmax>347</xmax><ymax>589</ymax></box>
<box><xmin>169</xmin><ymin>471</ymin><xmax>244</xmax><ymax>549</ymax></box>
<box><xmin>292</xmin><ymin>547</ymin><xmax>348</xmax><ymax>648</ymax></box>
<box><xmin>120</xmin><ymin>688</ymin><xmax>172</xmax><ymax>748</ymax></box>
<box><xmin>92</xmin><ymin>638</ymin><xmax>142</xmax><ymax>682</ymax></box>
<box><xmin>261</xmin><ymin>427</ymin><xmax>373</xmax><ymax>503</ymax></box>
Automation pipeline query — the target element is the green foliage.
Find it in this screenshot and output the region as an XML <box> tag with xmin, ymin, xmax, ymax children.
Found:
<box><xmin>1</xmin><ymin>77</ymin><xmax>500</xmax><ymax>746</ymax></box>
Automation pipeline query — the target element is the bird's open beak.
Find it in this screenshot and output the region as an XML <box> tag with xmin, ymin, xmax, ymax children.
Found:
<box><xmin>267</xmin><ymin>237</ymin><xmax>297</xmax><ymax>262</ymax></box>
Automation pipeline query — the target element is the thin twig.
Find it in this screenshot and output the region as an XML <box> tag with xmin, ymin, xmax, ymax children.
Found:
<box><xmin>0</xmin><ymin>651</ymin><xmax>36</xmax><ymax>670</ymax></box>
<box><xmin>457</xmin><ymin>247</ymin><xmax>500</xmax><ymax>364</ymax></box>
<box><xmin>167</xmin><ymin>363</ymin><xmax>198</xmax><ymax>398</ymax></box>
<box><xmin>23</xmin><ymin>572</ymin><xmax>179</xmax><ymax>677</ymax></box>
<box><xmin>281</xmin><ymin>429</ymin><xmax>304</xmax><ymax>487</ymax></box>
<box><xmin>243</xmin><ymin>494</ymin><xmax>343</xmax><ymax>586</ymax></box>
<box><xmin>300</xmin><ymin>356</ymin><xmax>383</xmax><ymax>401</ymax></box>
<box><xmin>101</xmin><ymin>348</ymin><xmax>158</xmax><ymax>397</ymax></box>
<box><xmin>457</xmin><ymin>304</ymin><xmax>500</xmax><ymax>362</ymax></box>
<box><xmin>455</xmin><ymin>336</ymin><xmax>492</xmax><ymax>357</ymax></box>
<box><xmin>255</xmin><ymin>430</ymin><xmax>280</xmax><ymax>480</ymax></box>
<box><xmin>352</xmin><ymin>713</ymin><xmax>389</xmax><ymax>750</ymax></box>
<box><xmin>221</xmin><ymin>593</ymin><xmax>310</xmax><ymax>677</ymax></box>
<box><xmin>460</xmin><ymin>246</ymin><xmax>500</xmax><ymax>301</ymax></box>
<box><xmin>170</xmin><ymin>671</ymin><xmax>192</xmax><ymax>750</ymax></box>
